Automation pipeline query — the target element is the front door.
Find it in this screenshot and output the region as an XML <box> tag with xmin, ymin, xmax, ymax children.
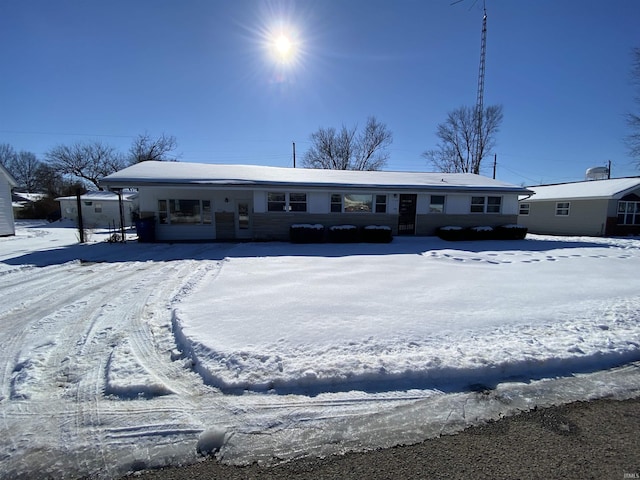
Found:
<box><xmin>236</xmin><ymin>200</ymin><xmax>252</xmax><ymax>239</ymax></box>
<box><xmin>398</xmin><ymin>194</ymin><xmax>417</xmax><ymax>235</ymax></box>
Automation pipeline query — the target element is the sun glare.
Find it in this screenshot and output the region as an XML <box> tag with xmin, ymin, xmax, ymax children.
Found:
<box><xmin>270</xmin><ymin>31</ymin><xmax>297</xmax><ymax>64</ymax></box>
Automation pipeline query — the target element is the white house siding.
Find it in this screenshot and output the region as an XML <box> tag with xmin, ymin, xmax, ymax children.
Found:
<box><xmin>59</xmin><ymin>197</ymin><xmax>137</xmax><ymax>228</ymax></box>
<box><xmin>101</xmin><ymin>162</ymin><xmax>531</xmax><ymax>242</ymax></box>
<box><xmin>250</xmin><ymin>190</ymin><xmax>520</xmax><ymax>239</ymax></box>
<box><xmin>519</xmin><ymin>199</ymin><xmax>609</xmax><ymax>236</ymax></box>
<box><xmin>136</xmin><ymin>186</ymin><xmax>524</xmax><ymax>241</ymax></box>
<box><xmin>0</xmin><ymin>172</ymin><xmax>16</xmax><ymax>236</ymax></box>
<box><xmin>139</xmin><ymin>186</ymin><xmax>262</xmax><ymax>242</ymax></box>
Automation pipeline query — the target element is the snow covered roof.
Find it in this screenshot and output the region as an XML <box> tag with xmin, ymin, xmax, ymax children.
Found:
<box><xmin>55</xmin><ymin>190</ymin><xmax>138</xmax><ymax>202</ymax></box>
<box><xmin>101</xmin><ymin>161</ymin><xmax>530</xmax><ymax>193</ymax></box>
<box><xmin>0</xmin><ymin>163</ymin><xmax>17</xmax><ymax>188</ymax></box>
<box><xmin>524</xmin><ymin>177</ymin><xmax>640</xmax><ymax>202</ymax></box>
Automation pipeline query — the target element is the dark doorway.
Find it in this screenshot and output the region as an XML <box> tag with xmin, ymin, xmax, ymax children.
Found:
<box><xmin>398</xmin><ymin>194</ymin><xmax>417</xmax><ymax>235</ymax></box>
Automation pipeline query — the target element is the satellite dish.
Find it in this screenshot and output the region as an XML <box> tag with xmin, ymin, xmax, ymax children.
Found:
<box><xmin>585</xmin><ymin>166</ymin><xmax>609</xmax><ymax>180</ymax></box>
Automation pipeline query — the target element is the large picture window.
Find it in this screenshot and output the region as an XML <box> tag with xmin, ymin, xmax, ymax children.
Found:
<box><xmin>330</xmin><ymin>193</ymin><xmax>388</xmax><ymax>213</ymax></box>
<box><xmin>344</xmin><ymin>194</ymin><xmax>373</xmax><ymax>212</ymax></box>
<box><xmin>158</xmin><ymin>199</ymin><xmax>211</xmax><ymax>224</ymax></box>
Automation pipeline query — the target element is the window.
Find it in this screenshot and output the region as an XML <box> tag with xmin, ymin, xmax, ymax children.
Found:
<box><xmin>471</xmin><ymin>196</ymin><xmax>502</xmax><ymax>213</ymax></box>
<box><xmin>268</xmin><ymin>192</ymin><xmax>307</xmax><ymax>212</ymax></box>
<box><xmin>556</xmin><ymin>202</ymin><xmax>570</xmax><ymax>216</ymax></box>
<box><xmin>331</xmin><ymin>194</ymin><xmax>342</xmax><ymax>213</ymax></box>
<box><xmin>487</xmin><ymin>196</ymin><xmax>502</xmax><ymax>213</ymax></box>
<box><xmin>158</xmin><ymin>199</ymin><xmax>211</xmax><ymax>224</ymax></box>
<box><xmin>344</xmin><ymin>194</ymin><xmax>373</xmax><ymax>212</ymax></box>
<box><xmin>618</xmin><ymin>201</ymin><xmax>640</xmax><ymax>225</ymax></box>
<box><xmin>267</xmin><ymin>192</ymin><xmax>286</xmax><ymax>212</ymax></box>
<box><xmin>289</xmin><ymin>193</ymin><xmax>307</xmax><ymax>212</ymax></box>
<box><xmin>330</xmin><ymin>193</ymin><xmax>384</xmax><ymax>213</ymax></box>
<box><xmin>202</xmin><ymin>200</ymin><xmax>212</xmax><ymax>224</ymax></box>
<box><xmin>519</xmin><ymin>203</ymin><xmax>530</xmax><ymax>215</ymax></box>
<box><xmin>429</xmin><ymin>195</ymin><xmax>445</xmax><ymax>213</ymax></box>
<box><xmin>94</xmin><ymin>202</ymin><xmax>102</xmax><ymax>213</ymax></box>
<box><xmin>471</xmin><ymin>196</ymin><xmax>486</xmax><ymax>213</ymax></box>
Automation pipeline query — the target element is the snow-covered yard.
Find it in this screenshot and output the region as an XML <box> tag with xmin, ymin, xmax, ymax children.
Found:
<box><xmin>1</xmin><ymin>221</ymin><xmax>640</xmax><ymax>479</ymax></box>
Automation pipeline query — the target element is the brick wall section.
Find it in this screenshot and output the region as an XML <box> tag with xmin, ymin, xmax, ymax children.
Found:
<box><xmin>215</xmin><ymin>212</ymin><xmax>235</xmax><ymax>240</ymax></box>
<box><xmin>416</xmin><ymin>214</ymin><xmax>519</xmax><ymax>236</ymax></box>
<box><xmin>252</xmin><ymin>213</ymin><xmax>397</xmax><ymax>241</ymax></box>
<box><xmin>252</xmin><ymin>212</ymin><xmax>519</xmax><ymax>240</ymax></box>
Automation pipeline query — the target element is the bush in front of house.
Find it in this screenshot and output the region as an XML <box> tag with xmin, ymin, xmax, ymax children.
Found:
<box><xmin>494</xmin><ymin>224</ymin><xmax>528</xmax><ymax>240</ymax></box>
<box><xmin>466</xmin><ymin>225</ymin><xmax>495</xmax><ymax>241</ymax></box>
<box><xmin>328</xmin><ymin>225</ymin><xmax>359</xmax><ymax>243</ymax></box>
<box><xmin>290</xmin><ymin>224</ymin><xmax>325</xmax><ymax>243</ymax></box>
<box><xmin>436</xmin><ymin>226</ymin><xmax>467</xmax><ymax>241</ymax></box>
<box><xmin>362</xmin><ymin>225</ymin><xmax>393</xmax><ymax>243</ymax></box>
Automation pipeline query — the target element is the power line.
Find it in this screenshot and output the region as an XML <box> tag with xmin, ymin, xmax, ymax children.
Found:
<box><xmin>0</xmin><ymin>129</ymin><xmax>136</xmax><ymax>139</ymax></box>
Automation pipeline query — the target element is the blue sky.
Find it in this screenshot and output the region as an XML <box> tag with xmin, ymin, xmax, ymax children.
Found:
<box><xmin>1</xmin><ymin>0</ymin><xmax>639</xmax><ymax>186</ymax></box>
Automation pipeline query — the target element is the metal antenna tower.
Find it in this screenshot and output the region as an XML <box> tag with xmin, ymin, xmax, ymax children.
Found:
<box><xmin>473</xmin><ymin>4</ymin><xmax>487</xmax><ymax>174</ymax></box>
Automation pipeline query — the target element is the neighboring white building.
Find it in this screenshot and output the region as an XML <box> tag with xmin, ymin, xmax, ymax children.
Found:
<box><xmin>101</xmin><ymin>161</ymin><xmax>531</xmax><ymax>242</ymax></box>
<box><xmin>518</xmin><ymin>177</ymin><xmax>640</xmax><ymax>236</ymax></box>
<box><xmin>56</xmin><ymin>191</ymin><xmax>139</xmax><ymax>228</ymax></box>
<box><xmin>0</xmin><ymin>163</ymin><xmax>18</xmax><ymax>236</ymax></box>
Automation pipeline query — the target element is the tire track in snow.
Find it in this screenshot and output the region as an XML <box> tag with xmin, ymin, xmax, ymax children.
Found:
<box><xmin>0</xmin><ymin>256</ymin><xmax>232</xmax><ymax>478</ymax></box>
<box><xmin>0</xmin><ymin>262</ymin><xmax>119</xmax><ymax>401</ymax></box>
<box><xmin>121</xmin><ymin>260</ymin><xmax>221</xmax><ymax>398</ymax></box>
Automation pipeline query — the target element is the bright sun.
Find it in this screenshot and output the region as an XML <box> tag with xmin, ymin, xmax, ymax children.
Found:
<box><xmin>270</xmin><ymin>31</ymin><xmax>297</xmax><ymax>65</ymax></box>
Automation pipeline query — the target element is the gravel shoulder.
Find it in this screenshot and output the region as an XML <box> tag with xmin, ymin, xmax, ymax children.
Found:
<box><xmin>128</xmin><ymin>396</ymin><xmax>640</xmax><ymax>480</ymax></box>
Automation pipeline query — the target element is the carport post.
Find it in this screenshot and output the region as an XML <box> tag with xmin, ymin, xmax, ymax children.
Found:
<box><xmin>75</xmin><ymin>189</ymin><xmax>84</xmax><ymax>243</ymax></box>
<box><xmin>116</xmin><ymin>189</ymin><xmax>126</xmax><ymax>242</ymax></box>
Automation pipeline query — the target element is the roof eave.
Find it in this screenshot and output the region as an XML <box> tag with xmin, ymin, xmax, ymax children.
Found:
<box><xmin>101</xmin><ymin>178</ymin><xmax>530</xmax><ymax>194</ymax></box>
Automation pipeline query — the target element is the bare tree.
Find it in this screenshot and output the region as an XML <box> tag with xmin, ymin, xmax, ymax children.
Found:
<box><xmin>11</xmin><ymin>151</ymin><xmax>42</xmax><ymax>192</ymax></box>
<box><xmin>423</xmin><ymin>105</ymin><xmax>503</xmax><ymax>174</ymax></box>
<box><xmin>303</xmin><ymin>116</ymin><xmax>393</xmax><ymax>171</ymax></box>
<box><xmin>0</xmin><ymin>143</ymin><xmax>17</xmax><ymax>172</ymax></box>
<box><xmin>129</xmin><ymin>132</ymin><xmax>178</xmax><ymax>163</ymax></box>
<box><xmin>45</xmin><ymin>141</ymin><xmax>126</xmax><ymax>190</ymax></box>
<box><xmin>627</xmin><ymin>47</ymin><xmax>640</xmax><ymax>165</ymax></box>
<box><xmin>34</xmin><ymin>163</ymin><xmax>82</xmax><ymax>197</ymax></box>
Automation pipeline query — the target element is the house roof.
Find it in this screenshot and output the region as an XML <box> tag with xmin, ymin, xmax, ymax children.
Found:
<box><xmin>101</xmin><ymin>161</ymin><xmax>531</xmax><ymax>194</ymax></box>
<box><xmin>0</xmin><ymin>163</ymin><xmax>18</xmax><ymax>188</ymax></box>
<box><xmin>55</xmin><ymin>190</ymin><xmax>138</xmax><ymax>202</ymax></box>
<box><xmin>523</xmin><ymin>177</ymin><xmax>640</xmax><ymax>202</ymax></box>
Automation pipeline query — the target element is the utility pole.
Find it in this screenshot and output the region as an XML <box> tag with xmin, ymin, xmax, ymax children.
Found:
<box><xmin>292</xmin><ymin>142</ymin><xmax>296</xmax><ymax>168</ymax></box>
<box><xmin>492</xmin><ymin>153</ymin><xmax>497</xmax><ymax>179</ymax></box>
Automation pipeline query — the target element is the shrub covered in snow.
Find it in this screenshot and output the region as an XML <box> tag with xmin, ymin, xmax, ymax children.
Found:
<box><xmin>437</xmin><ymin>224</ymin><xmax>528</xmax><ymax>241</ymax></box>
<box><xmin>466</xmin><ymin>226</ymin><xmax>495</xmax><ymax>241</ymax></box>
<box><xmin>328</xmin><ymin>225</ymin><xmax>359</xmax><ymax>243</ymax></box>
<box><xmin>494</xmin><ymin>224</ymin><xmax>528</xmax><ymax>240</ymax></box>
<box><xmin>290</xmin><ymin>224</ymin><xmax>325</xmax><ymax>243</ymax></box>
<box><xmin>436</xmin><ymin>225</ymin><xmax>466</xmax><ymax>241</ymax></box>
<box><xmin>362</xmin><ymin>225</ymin><xmax>393</xmax><ymax>243</ymax></box>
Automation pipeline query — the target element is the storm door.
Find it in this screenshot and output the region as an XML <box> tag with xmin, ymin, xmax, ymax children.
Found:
<box><xmin>236</xmin><ymin>200</ymin><xmax>252</xmax><ymax>239</ymax></box>
<box><xmin>398</xmin><ymin>194</ymin><xmax>417</xmax><ymax>235</ymax></box>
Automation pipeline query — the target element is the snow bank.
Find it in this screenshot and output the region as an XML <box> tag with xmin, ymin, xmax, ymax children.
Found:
<box><xmin>173</xmin><ymin>239</ymin><xmax>640</xmax><ymax>395</ymax></box>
